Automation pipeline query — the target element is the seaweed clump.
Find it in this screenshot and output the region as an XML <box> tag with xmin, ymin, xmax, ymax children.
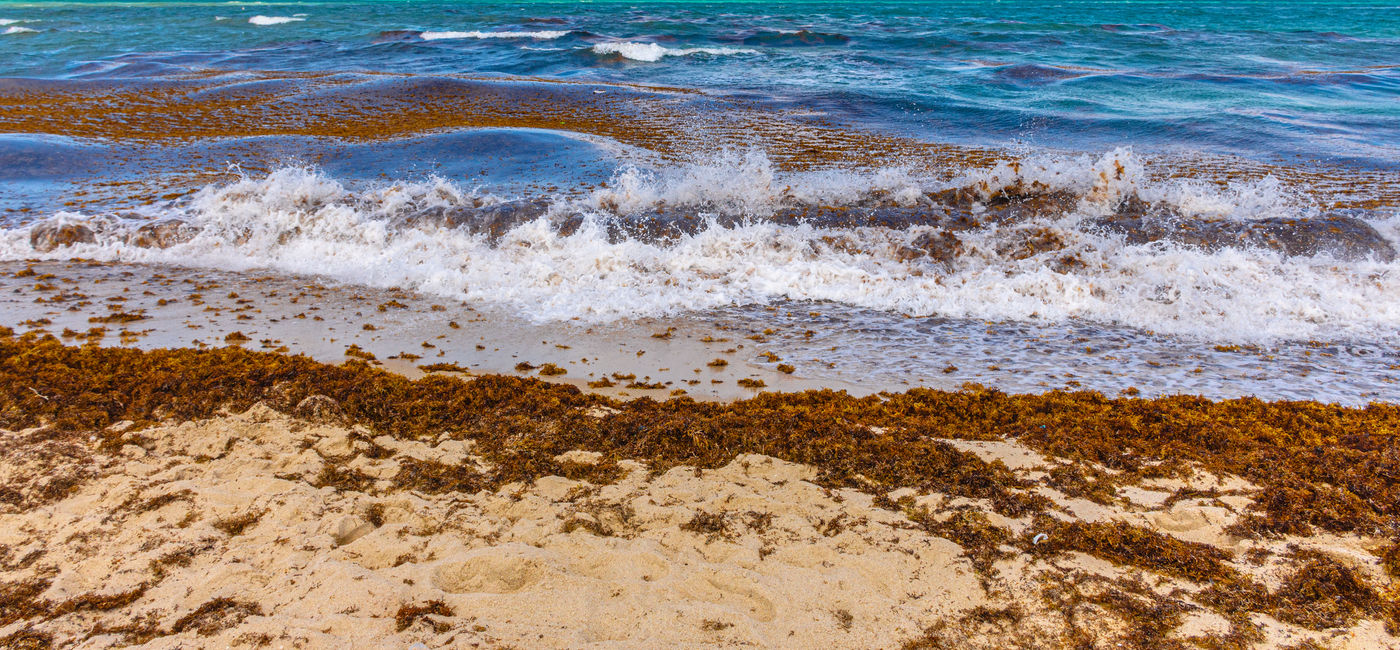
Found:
<box><xmin>1</xmin><ymin>577</ymin><xmax>149</xmax><ymax>629</ymax></box>
<box><xmin>394</xmin><ymin>600</ymin><xmax>454</xmax><ymax>632</ymax></box>
<box><xmin>1378</xmin><ymin>542</ymin><xmax>1400</xmax><ymax>581</ymax></box>
<box><xmin>1028</xmin><ymin>519</ymin><xmax>1236</xmax><ymax>584</ymax></box>
<box><xmin>0</xmin><ymin>626</ymin><xmax>53</xmax><ymax>650</ymax></box>
<box><xmin>1025</xmin><ymin>522</ymin><xmax>1396</xmax><ymax>639</ymax></box>
<box><xmin>680</xmin><ymin>511</ymin><xmax>733</xmax><ymax>542</ymax></box>
<box><xmin>212</xmin><ymin>511</ymin><xmax>262</xmax><ymax>537</ymax></box>
<box><xmin>418</xmin><ymin>362</ymin><xmax>470</xmax><ymax>373</ymax></box>
<box><xmin>0</xmin><ymin>337</ymin><xmax>1045</xmax><ymax>519</ymax></box>
<box><xmin>170</xmin><ymin>598</ymin><xmax>262</xmax><ymax>636</ymax></box>
<box><xmin>907</xmin><ymin>508</ymin><xmax>1012</xmax><ymax>586</ymax></box>
<box><xmin>1270</xmin><ymin>549</ymin><xmax>1386</xmax><ymax>630</ymax></box>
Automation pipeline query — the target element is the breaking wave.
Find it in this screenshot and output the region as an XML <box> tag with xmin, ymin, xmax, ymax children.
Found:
<box><xmin>249</xmin><ymin>16</ymin><xmax>305</xmax><ymax>26</ymax></box>
<box><xmin>4</xmin><ymin>150</ymin><xmax>1398</xmax><ymax>342</ymax></box>
<box><xmin>591</xmin><ymin>42</ymin><xmax>759</xmax><ymax>62</ymax></box>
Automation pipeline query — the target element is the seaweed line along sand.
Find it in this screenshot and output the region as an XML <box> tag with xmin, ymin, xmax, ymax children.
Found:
<box><xmin>1</xmin><ymin>332</ymin><xmax>1397</xmax><ymax>648</ymax></box>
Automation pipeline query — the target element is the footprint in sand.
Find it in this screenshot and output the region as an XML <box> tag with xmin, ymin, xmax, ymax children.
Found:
<box><xmin>432</xmin><ymin>545</ymin><xmax>551</xmax><ymax>594</ymax></box>
<box><xmin>679</xmin><ymin>571</ymin><xmax>777</xmax><ymax>622</ymax></box>
<box><xmin>570</xmin><ymin>546</ymin><xmax>672</xmax><ymax>582</ymax></box>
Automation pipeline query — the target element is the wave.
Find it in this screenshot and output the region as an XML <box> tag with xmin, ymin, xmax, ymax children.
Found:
<box><xmin>5</xmin><ymin>150</ymin><xmax>1399</xmax><ymax>342</ymax></box>
<box><xmin>3</xmin><ymin>26</ymin><xmax>36</xmax><ymax>35</ymax></box>
<box><xmin>249</xmin><ymin>16</ymin><xmax>305</xmax><ymax>26</ymax></box>
<box><xmin>421</xmin><ymin>30</ymin><xmax>570</xmax><ymax>41</ymax></box>
<box><xmin>591</xmin><ymin>42</ymin><xmax>759</xmax><ymax>62</ymax></box>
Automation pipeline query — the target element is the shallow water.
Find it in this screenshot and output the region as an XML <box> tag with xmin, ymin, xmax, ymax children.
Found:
<box><xmin>5</xmin><ymin>260</ymin><xmax>1396</xmax><ymax>405</ymax></box>
<box><xmin>1</xmin><ymin>1</ymin><xmax>1398</xmax><ymax>402</ymax></box>
<box><xmin>3</xmin><ymin>1</ymin><xmax>1399</xmax><ymax>164</ymax></box>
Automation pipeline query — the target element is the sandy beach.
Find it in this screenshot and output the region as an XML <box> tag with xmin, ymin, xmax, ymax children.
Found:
<box><xmin>2</xmin><ymin>332</ymin><xmax>1397</xmax><ymax>648</ymax></box>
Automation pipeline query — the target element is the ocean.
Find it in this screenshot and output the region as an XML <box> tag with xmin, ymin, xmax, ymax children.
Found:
<box><xmin>2</xmin><ymin>1</ymin><xmax>1399</xmax><ymax>402</ymax></box>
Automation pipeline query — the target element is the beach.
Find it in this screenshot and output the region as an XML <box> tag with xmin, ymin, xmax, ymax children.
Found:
<box><xmin>2</xmin><ymin>334</ymin><xmax>1399</xmax><ymax>648</ymax></box>
<box><xmin>3</xmin><ymin>1</ymin><xmax>1400</xmax><ymax>647</ymax></box>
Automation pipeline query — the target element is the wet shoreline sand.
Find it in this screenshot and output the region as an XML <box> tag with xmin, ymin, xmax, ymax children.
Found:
<box><xmin>4</xmin><ymin>259</ymin><xmax>1398</xmax><ymax>405</ymax></box>
<box><xmin>1</xmin><ymin>326</ymin><xmax>1398</xmax><ymax>648</ymax></box>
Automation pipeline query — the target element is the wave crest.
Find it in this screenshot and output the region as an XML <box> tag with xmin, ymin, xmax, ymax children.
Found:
<box><xmin>591</xmin><ymin>42</ymin><xmax>758</xmax><ymax>62</ymax></box>
<box><xmin>249</xmin><ymin>16</ymin><xmax>305</xmax><ymax>26</ymax></box>
<box><xmin>421</xmin><ymin>30</ymin><xmax>569</xmax><ymax>41</ymax></box>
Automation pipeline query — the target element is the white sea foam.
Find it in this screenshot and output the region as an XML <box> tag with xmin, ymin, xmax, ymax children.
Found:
<box><xmin>0</xmin><ymin>19</ymin><xmax>22</xmax><ymax>25</ymax></box>
<box><xmin>249</xmin><ymin>15</ymin><xmax>304</xmax><ymax>26</ymax></box>
<box><xmin>3</xmin><ymin>26</ymin><xmax>36</xmax><ymax>34</ymax></box>
<box><xmin>588</xmin><ymin>150</ymin><xmax>925</xmax><ymax>215</ymax></box>
<box><xmin>4</xmin><ymin>153</ymin><xmax>1397</xmax><ymax>343</ymax></box>
<box><xmin>948</xmin><ymin>148</ymin><xmax>1304</xmax><ymax>220</ymax></box>
<box><xmin>591</xmin><ymin>42</ymin><xmax>758</xmax><ymax>62</ymax></box>
<box><xmin>421</xmin><ymin>30</ymin><xmax>569</xmax><ymax>41</ymax></box>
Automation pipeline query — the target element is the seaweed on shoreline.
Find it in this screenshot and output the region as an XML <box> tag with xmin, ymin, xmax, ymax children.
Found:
<box><xmin>1</xmin><ymin>331</ymin><xmax>1398</xmax><ymax>538</ymax></box>
<box><xmin>2</xmin><ymin>331</ymin><xmax>1399</xmax><ymax>645</ymax></box>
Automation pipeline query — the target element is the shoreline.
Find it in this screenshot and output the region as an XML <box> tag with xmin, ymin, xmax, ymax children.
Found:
<box><xmin>4</xmin><ymin>260</ymin><xmax>1397</xmax><ymax>406</ymax></box>
<box><xmin>1</xmin><ymin>333</ymin><xmax>1398</xmax><ymax>648</ymax></box>
<box><xmin>3</xmin><ymin>5</ymin><xmax>1399</xmax><ymax>648</ymax></box>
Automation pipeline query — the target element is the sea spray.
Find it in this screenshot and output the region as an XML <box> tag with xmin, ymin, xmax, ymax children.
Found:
<box><xmin>4</xmin><ymin>152</ymin><xmax>1397</xmax><ymax>341</ymax></box>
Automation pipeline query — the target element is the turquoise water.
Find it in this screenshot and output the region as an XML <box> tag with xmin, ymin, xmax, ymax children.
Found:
<box><xmin>2</xmin><ymin>1</ymin><xmax>1399</xmax><ymax>164</ymax></box>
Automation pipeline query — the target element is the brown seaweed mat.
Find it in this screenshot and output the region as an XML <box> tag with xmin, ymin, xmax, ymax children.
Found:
<box><xmin>1</xmin><ymin>330</ymin><xmax>1397</xmax><ymax>648</ymax></box>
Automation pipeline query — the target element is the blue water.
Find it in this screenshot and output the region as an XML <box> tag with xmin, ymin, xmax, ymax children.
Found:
<box><xmin>2</xmin><ymin>1</ymin><xmax>1399</xmax><ymax>166</ymax></box>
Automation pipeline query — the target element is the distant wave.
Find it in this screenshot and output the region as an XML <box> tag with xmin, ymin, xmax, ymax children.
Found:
<box><xmin>740</xmin><ymin>29</ymin><xmax>850</xmax><ymax>47</ymax></box>
<box><xmin>421</xmin><ymin>30</ymin><xmax>569</xmax><ymax>41</ymax></box>
<box><xmin>249</xmin><ymin>16</ymin><xmax>305</xmax><ymax>26</ymax></box>
<box><xmin>3</xmin><ymin>26</ymin><xmax>36</xmax><ymax>35</ymax></box>
<box><xmin>592</xmin><ymin>42</ymin><xmax>758</xmax><ymax>62</ymax></box>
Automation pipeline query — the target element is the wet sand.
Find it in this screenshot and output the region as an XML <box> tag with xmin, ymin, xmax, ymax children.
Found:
<box><xmin>2</xmin><ymin>260</ymin><xmax>1397</xmax><ymax>404</ymax></box>
<box><xmin>0</xmin><ymin>260</ymin><xmax>873</xmax><ymax>402</ymax></box>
